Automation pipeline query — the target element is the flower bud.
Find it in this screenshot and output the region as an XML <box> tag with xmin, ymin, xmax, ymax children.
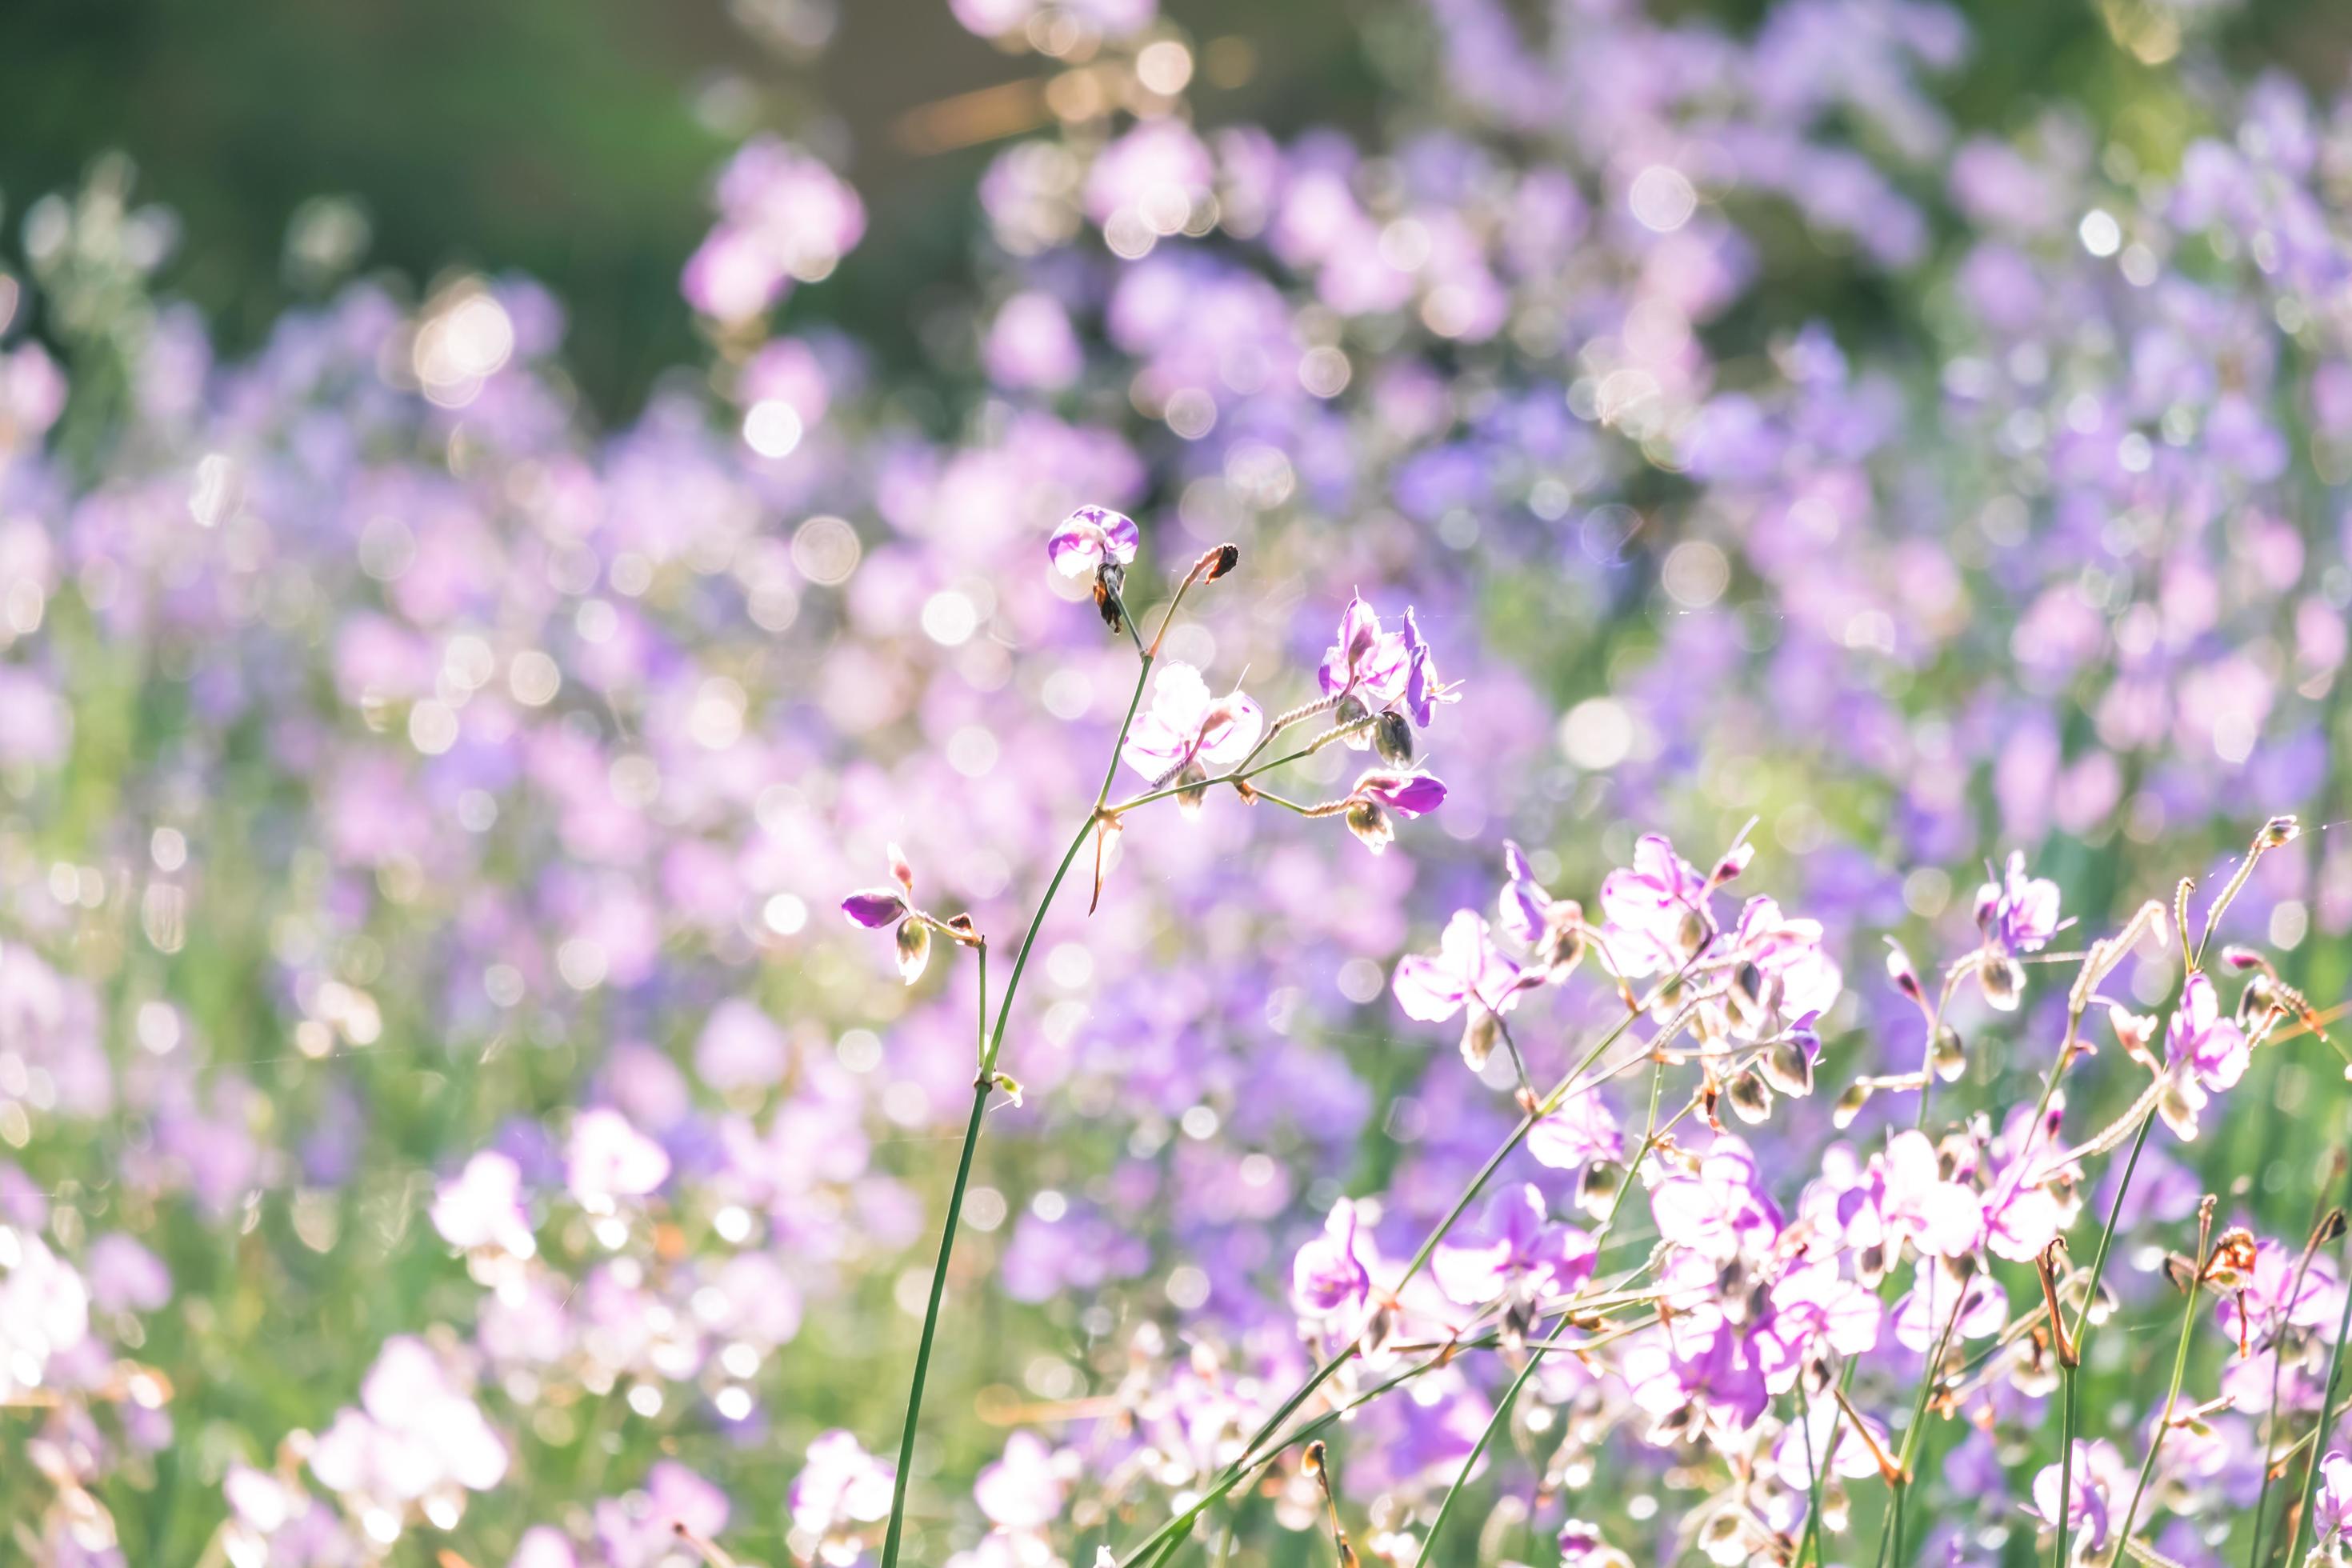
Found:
<box><xmin>1931</xmin><ymin>1025</ymin><xmax>1966</xmax><ymax>1082</ymax></box>
<box><xmin>894</xmin><ymin>918</ymin><xmax>931</xmax><ymax>986</ymax></box>
<box><xmin>1725</xmin><ymin>1068</ymin><xmax>1772</xmax><ymax>1125</ymax></box>
<box><xmin>1205</xmin><ymin>542</ymin><xmax>1240</xmax><ymax>581</ymax></box>
<box><xmin>1373</xmin><ymin>708</ymin><xmax>1414</xmax><ymax>766</ymax></box>
<box><xmin>887</xmin><ymin>842</ymin><xmax>916</xmax><ymax>896</ymax></box>
<box><xmin>1711</xmin><ymin>842</ymin><xmax>1754</xmax><ymax>886</ymax></box>
<box><xmin>1978</xmin><ymin>954</ymin><xmax>2024</xmax><ymax>1012</ymax></box>
<box><xmin>1831</xmin><ymin>1081</ymin><xmax>1871</xmax><ymax>1129</ymax></box>
<box><xmin>1345</xmin><ymin>798</ymin><xmax>1394</xmax><ymax>854</ymax></box>
<box><xmin>1761</xmin><ymin>1039</ymin><xmax>1814</xmax><ymax>1097</ymax></box>
<box><xmin>1884</xmin><ymin>942</ymin><xmax>1922</xmax><ymax>1002</ymax></box>
<box><xmin>1302</xmin><ymin>1440</ymin><xmax>1326</xmax><ymax>1478</ymax></box>
<box><xmin>2261</xmin><ymin>815</ymin><xmax>2299</xmax><ymax>848</ymax></box>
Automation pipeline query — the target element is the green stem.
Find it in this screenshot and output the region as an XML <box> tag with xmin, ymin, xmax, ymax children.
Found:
<box><xmin>2249</xmin><ymin>1224</ymin><xmax>2335</xmax><ymax>1568</ymax></box>
<box><xmin>2286</xmin><ymin>1228</ymin><xmax>2352</xmax><ymax>1568</ymax></box>
<box><xmin>2108</xmin><ymin>1226</ymin><xmax>2213</xmax><ymax>1562</ymax></box>
<box><xmin>2055</xmin><ymin>1362</ymin><xmax>2081</xmax><ymax>1567</ymax></box>
<box><xmin>878</xmin><ymin>614</ymin><xmax>1160</xmax><ymax>1568</ymax></box>
<box><xmin>1410</xmin><ymin>1059</ymin><xmax>1668</xmax><ymax>1568</ymax></box>
<box><xmin>1113</xmin><ymin>980</ymin><xmax>1681</xmax><ymax>1568</ymax></box>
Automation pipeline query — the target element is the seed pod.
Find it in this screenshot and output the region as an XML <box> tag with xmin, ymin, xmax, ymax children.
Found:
<box><xmin>1931</xmin><ymin>1025</ymin><xmax>1966</xmax><ymax>1082</ymax></box>
<box><xmin>1978</xmin><ymin>954</ymin><xmax>2025</xmax><ymax>1012</ymax></box>
<box><xmin>1725</xmin><ymin>1068</ymin><xmax>1773</xmax><ymax>1124</ymax></box>
<box><xmin>1373</xmin><ymin>708</ymin><xmax>1414</xmax><ymax>766</ymax></box>
<box><xmin>1576</xmin><ymin>1160</ymin><xmax>1623</xmax><ymax>1218</ymax></box>
<box><xmin>1460</xmin><ymin>1010</ymin><xmax>1499</xmax><ymax>1072</ymax></box>
<box><xmin>894</xmin><ymin>918</ymin><xmax>932</xmax><ymax>986</ymax></box>
<box><xmin>1676</xmin><ymin>908</ymin><xmax>1709</xmax><ymax>957</ymax></box>
<box><xmin>1345</xmin><ymin>798</ymin><xmax>1394</xmax><ymax>854</ymax></box>
<box><xmin>1761</xmin><ymin>1039</ymin><xmax>1814</xmax><ymax>1097</ymax></box>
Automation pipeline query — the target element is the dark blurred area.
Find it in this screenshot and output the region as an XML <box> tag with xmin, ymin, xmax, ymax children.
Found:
<box><xmin>1</xmin><ymin>0</ymin><xmax>2344</xmax><ymax>422</ymax></box>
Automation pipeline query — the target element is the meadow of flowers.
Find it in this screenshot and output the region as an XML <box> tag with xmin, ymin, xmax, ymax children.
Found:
<box><xmin>4</xmin><ymin>0</ymin><xmax>2352</xmax><ymax>1564</ymax></box>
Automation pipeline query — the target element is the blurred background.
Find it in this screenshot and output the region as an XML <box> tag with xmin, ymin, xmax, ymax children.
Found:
<box><xmin>6</xmin><ymin>0</ymin><xmax>2350</xmax><ymax>424</ymax></box>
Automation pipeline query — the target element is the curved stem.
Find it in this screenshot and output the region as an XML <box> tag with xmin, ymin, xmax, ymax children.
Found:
<box><xmin>878</xmin><ymin>628</ymin><xmax>1161</xmax><ymax>1568</ymax></box>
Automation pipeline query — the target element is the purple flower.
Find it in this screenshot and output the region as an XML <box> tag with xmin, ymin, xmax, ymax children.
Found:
<box><xmin>1046</xmin><ymin>504</ymin><xmax>1139</xmax><ymax>579</ymax></box>
<box><xmin>1976</xmin><ymin>850</ymin><xmax>2062</xmax><ymax>954</ymax></box>
<box><xmin>789</xmin><ymin>1430</ymin><xmax>895</xmax><ymax>1545</ymax></box>
<box><xmin>2315</xmin><ymin>1451</ymin><xmax>2352</xmax><ymax>1545</ymax></box>
<box><xmin>974</xmin><ymin>1431</ymin><xmax>1067</xmax><ymax>1532</ymax></box>
<box><xmin>1290</xmin><ymin>1198</ymin><xmax>1371</xmax><ymax>1322</ymax></box>
<box><xmin>840</xmin><ymin>846</ymin><xmax>939</xmax><ymax>985</ymax></box>
<box><xmin>2028</xmin><ymin>1440</ymin><xmax>2126</xmax><ymax>1554</ymax></box>
<box><xmin>840</xmin><ymin>889</ymin><xmax>906</xmax><ymax>929</ymax></box>
<box><xmin>1120</xmin><ymin>662</ymin><xmax>1264</xmax><ymax>785</ymax></box>
<box><xmin>2157</xmin><ymin>972</ymin><xmax>2252</xmax><ymax>1140</ymax></box>
<box><xmin>1400</xmin><ymin>607</ymin><xmax>1456</xmax><ymax>728</ymax></box>
<box><xmin>1599</xmin><ymin>834</ymin><xmax>1715</xmax><ymax>973</ymax></box>
<box><xmin>1872</xmin><ymin>1130</ymin><xmax>1985</xmax><ymax>1258</ymax></box>
<box><xmin>566</xmin><ymin>1108</ymin><xmax>670</xmax><ymax>1206</ymax></box>
<box><xmin>431</xmin><ymin>1150</ymin><xmax>535</xmax><ymax>1256</ymax></box>
<box><xmin>1316</xmin><ymin>595</ymin><xmax>1411</xmax><ymax>706</ymax></box>
<box><xmin>1391</xmin><ymin>911</ymin><xmax>1536</xmax><ymax>1067</ymax></box>
<box><xmin>1350</xmin><ymin>770</ymin><xmax>1446</xmax><ymax>815</ymax></box>
<box><xmin>1528</xmin><ymin>1089</ymin><xmax>1622</xmax><ymax>1170</ymax></box>
<box><xmin>1430</xmin><ymin>1183</ymin><xmax>1595</xmax><ymax>1308</ymax></box>
<box><xmin>1648</xmin><ymin>1137</ymin><xmax>1782</xmax><ymax>1264</ymax></box>
<box><xmin>1340</xmin><ymin>769</ymin><xmax>1446</xmax><ymax>854</ymax></box>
